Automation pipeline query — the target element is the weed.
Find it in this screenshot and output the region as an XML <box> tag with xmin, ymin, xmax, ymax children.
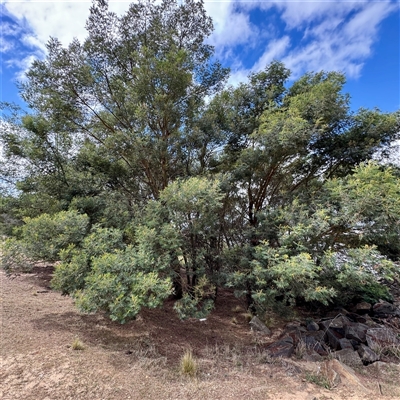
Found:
<box><xmin>294</xmin><ymin>339</ymin><xmax>307</xmax><ymax>359</ymax></box>
<box><xmin>72</xmin><ymin>338</ymin><xmax>85</xmax><ymax>351</ymax></box>
<box><xmin>180</xmin><ymin>349</ymin><xmax>197</xmax><ymax>377</ymax></box>
<box><xmin>231</xmin><ymin>317</ymin><xmax>238</xmax><ymax>325</ymax></box>
<box><xmin>231</xmin><ymin>305</ymin><xmax>243</xmax><ymax>313</ymax></box>
<box><xmin>241</xmin><ymin>312</ymin><xmax>253</xmax><ymax>323</ymax></box>
<box><xmin>375</xmin><ymin>344</ymin><xmax>400</xmax><ymax>361</ymax></box>
<box><xmin>305</xmin><ymin>371</ymin><xmax>331</xmax><ymax>389</ymax></box>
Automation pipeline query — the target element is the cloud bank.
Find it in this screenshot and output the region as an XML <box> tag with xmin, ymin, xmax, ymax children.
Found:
<box><xmin>1</xmin><ymin>0</ymin><xmax>398</xmax><ymax>85</ymax></box>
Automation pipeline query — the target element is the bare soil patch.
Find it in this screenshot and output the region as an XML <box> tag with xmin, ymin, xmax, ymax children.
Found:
<box><xmin>1</xmin><ymin>266</ymin><xmax>398</xmax><ymax>399</ymax></box>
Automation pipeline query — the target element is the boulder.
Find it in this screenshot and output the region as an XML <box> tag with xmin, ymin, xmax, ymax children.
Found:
<box><xmin>319</xmin><ymin>315</ymin><xmax>350</xmax><ymax>330</ymax></box>
<box><xmin>303</xmin><ymin>333</ymin><xmax>328</xmax><ymax>356</ymax></box>
<box><xmin>346</xmin><ymin>312</ymin><xmax>367</xmax><ymax>323</ymax></box>
<box><xmin>355</xmin><ymin>301</ymin><xmax>371</xmax><ymax>314</ymax></box>
<box><xmin>306</xmin><ymin>321</ymin><xmax>320</xmax><ymax>332</ymax></box>
<box><xmin>338</xmin><ymin>338</ymin><xmax>354</xmax><ymax>350</ymax></box>
<box><xmin>322</xmin><ymin>359</ymin><xmax>369</xmax><ymax>392</ymax></box>
<box><xmin>357</xmin><ymin>343</ymin><xmax>379</xmax><ymax>364</ymax></box>
<box><xmin>372</xmin><ymin>301</ymin><xmax>400</xmax><ymax>318</ymax></box>
<box><xmin>324</xmin><ymin>328</ymin><xmax>345</xmax><ymax>350</ymax></box>
<box><xmin>344</xmin><ymin>323</ymin><xmax>368</xmax><ymax>343</ymax></box>
<box><xmin>366</xmin><ymin>327</ymin><xmax>400</xmax><ymax>352</ymax></box>
<box><xmin>249</xmin><ymin>316</ymin><xmax>271</xmax><ymax>336</ymax></box>
<box><xmin>334</xmin><ymin>348</ymin><xmax>363</xmax><ymax>367</ymax></box>
<box><xmin>266</xmin><ymin>336</ymin><xmax>294</xmax><ymax>358</ymax></box>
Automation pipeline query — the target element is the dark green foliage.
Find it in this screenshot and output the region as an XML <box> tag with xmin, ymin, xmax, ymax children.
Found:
<box><xmin>1</xmin><ymin>0</ymin><xmax>399</xmax><ymax>322</ymax></box>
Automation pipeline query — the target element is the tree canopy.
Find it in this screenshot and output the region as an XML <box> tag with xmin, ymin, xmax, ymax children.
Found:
<box><xmin>1</xmin><ymin>0</ymin><xmax>399</xmax><ymax>322</ymax></box>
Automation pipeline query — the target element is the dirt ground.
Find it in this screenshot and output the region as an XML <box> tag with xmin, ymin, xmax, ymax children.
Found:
<box><xmin>1</xmin><ymin>265</ymin><xmax>399</xmax><ymax>400</ymax></box>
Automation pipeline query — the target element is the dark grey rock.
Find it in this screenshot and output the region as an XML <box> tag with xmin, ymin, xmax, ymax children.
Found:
<box><xmin>319</xmin><ymin>315</ymin><xmax>350</xmax><ymax>330</ymax></box>
<box><xmin>306</xmin><ymin>321</ymin><xmax>320</xmax><ymax>331</ymax></box>
<box><xmin>372</xmin><ymin>301</ymin><xmax>400</xmax><ymax>317</ymax></box>
<box><xmin>334</xmin><ymin>348</ymin><xmax>363</xmax><ymax>367</ymax></box>
<box><xmin>344</xmin><ymin>323</ymin><xmax>368</xmax><ymax>343</ymax></box>
<box><xmin>303</xmin><ymin>334</ymin><xmax>328</xmax><ymax>356</ymax></box>
<box><xmin>325</xmin><ymin>328</ymin><xmax>345</xmax><ymax>350</ymax></box>
<box><xmin>357</xmin><ymin>343</ymin><xmax>379</xmax><ymax>364</ymax></box>
<box><xmin>266</xmin><ymin>336</ymin><xmax>294</xmax><ymax>358</ymax></box>
<box><xmin>338</xmin><ymin>338</ymin><xmax>354</xmax><ymax>350</ymax></box>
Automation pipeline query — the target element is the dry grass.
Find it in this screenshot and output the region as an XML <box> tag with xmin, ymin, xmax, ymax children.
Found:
<box><xmin>180</xmin><ymin>349</ymin><xmax>198</xmax><ymax>377</ymax></box>
<box><xmin>71</xmin><ymin>338</ymin><xmax>85</xmax><ymax>351</ymax></box>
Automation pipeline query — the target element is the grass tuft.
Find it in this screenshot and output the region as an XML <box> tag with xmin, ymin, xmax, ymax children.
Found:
<box><xmin>305</xmin><ymin>371</ymin><xmax>331</xmax><ymax>389</ymax></box>
<box><xmin>180</xmin><ymin>349</ymin><xmax>197</xmax><ymax>377</ymax></box>
<box><xmin>71</xmin><ymin>338</ymin><xmax>85</xmax><ymax>351</ymax></box>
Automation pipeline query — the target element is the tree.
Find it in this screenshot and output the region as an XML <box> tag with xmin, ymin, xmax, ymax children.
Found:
<box><xmin>1</xmin><ymin>1</ymin><xmax>399</xmax><ymax>322</ymax></box>
<box><xmin>210</xmin><ymin>68</ymin><xmax>399</xmax><ymax>309</ymax></box>
<box><xmin>20</xmin><ymin>0</ymin><xmax>228</xmax><ymax>202</ymax></box>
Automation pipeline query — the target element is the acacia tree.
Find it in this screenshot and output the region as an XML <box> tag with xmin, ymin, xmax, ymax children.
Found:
<box><xmin>1</xmin><ymin>0</ymin><xmax>399</xmax><ymax>322</ymax></box>
<box><xmin>209</xmin><ymin>68</ymin><xmax>399</xmax><ymax>309</ymax></box>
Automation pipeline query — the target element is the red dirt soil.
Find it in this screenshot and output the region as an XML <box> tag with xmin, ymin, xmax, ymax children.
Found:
<box><xmin>1</xmin><ymin>265</ymin><xmax>399</xmax><ymax>399</ymax></box>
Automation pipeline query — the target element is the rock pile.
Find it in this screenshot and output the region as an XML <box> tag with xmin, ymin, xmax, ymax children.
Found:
<box><xmin>258</xmin><ymin>300</ymin><xmax>400</xmax><ymax>367</ymax></box>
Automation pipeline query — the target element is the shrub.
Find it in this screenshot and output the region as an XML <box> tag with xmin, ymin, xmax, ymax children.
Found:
<box><xmin>0</xmin><ymin>237</ymin><xmax>34</xmax><ymax>273</ymax></box>
<box><xmin>73</xmin><ymin>247</ymin><xmax>172</xmax><ymax>323</ymax></box>
<box><xmin>21</xmin><ymin>210</ymin><xmax>89</xmax><ymax>261</ymax></box>
<box><xmin>51</xmin><ymin>225</ymin><xmax>125</xmax><ymax>294</ymax></box>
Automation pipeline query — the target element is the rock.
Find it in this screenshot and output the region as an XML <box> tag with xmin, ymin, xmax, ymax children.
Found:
<box><xmin>346</xmin><ymin>312</ymin><xmax>367</xmax><ymax>323</ymax></box>
<box><xmin>338</xmin><ymin>338</ymin><xmax>354</xmax><ymax>350</ymax></box>
<box><xmin>363</xmin><ymin>314</ymin><xmax>381</xmax><ymax>328</ymax></box>
<box><xmin>366</xmin><ymin>327</ymin><xmax>400</xmax><ymax>352</ymax></box>
<box><xmin>266</xmin><ymin>336</ymin><xmax>294</xmax><ymax>358</ymax></box>
<box><xmin>319</xmin><ymin>315</ymin><xmax>350</xmax><ymax>330</ymax></box>
<box><xmin>334</xmin><ymin>348</ymin><xmax>363</xmax><ymax>367</ymax></box>
<box><xmin>372</xmin><ymin>301</ymin><xmax>400</xmax><ymax>317</ymax></box>
<box><xmin>303</xmin><ymin>334</ymin><xmax>328</xmax><ymax>356</ymax></box>
<box><xmin>303</xmin><ymin>351</ymin><xmax>324</xmax><ymax>362</ymax></box>
<box><xmin>355</xmin><ymin>301</ymin><xmax>371</xmax><ymax>314</ymax></box>
<box><xmin>344</xmin><ymin>323</ymin><xmax>368</xmax><ymax>343</ymax></box>
<box><xmin>322</xmin><ymin>359</ymin><xmax>369</xmax><ymax>392</ymax></box>
<box><xmin>357</xmin><ymin>343</ymin><xmax>379</xmax><ymax>364</ymax></box>
<box><xmin>249</xmin><ymin>316</ymin><xmax>271</xmax><ymax>335</ymax></box>
<box><xmin>306</xmin><ymin>321</ymin><xmax>320</xmax><ymax>332</ymax></box>
<box><xmin>367</xmin><ymin>361</ymin><xmax>400</xmax><ymax>375</ymax></box>
<box><xmin>324</xmin><ymin>328</ymin><xmax>344</xmax><ymax>350</ymax></box>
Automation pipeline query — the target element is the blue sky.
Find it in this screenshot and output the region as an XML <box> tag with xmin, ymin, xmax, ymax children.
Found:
<box><xmin>1</xmin><ymin>0</ymin><xmax>399</xmax><ymax>113</ymax></box>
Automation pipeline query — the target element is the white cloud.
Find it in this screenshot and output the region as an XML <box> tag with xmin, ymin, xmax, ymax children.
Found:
<box><xmin>2</xmin><ymin>0</ymin><xmax>398</xmax><ymax>88</ymax></box>
<box><xmin>278</xmin><ymin>1</ymin><xmax>397</xmax><ymax>79</ymax></box>
<box><xmin>5</xmin><ymin>54</ymin><xmax>37</xmax><ymax>81</ymax></box>
<box><xmin>253</xmin><ymin>36</ymin><xmax>290</xmax><ymax>71</ymax></box>
<box><xmin>205</xmin><ymin>2</ymin><xmax>259</xmax><ymax>52</ymax></box>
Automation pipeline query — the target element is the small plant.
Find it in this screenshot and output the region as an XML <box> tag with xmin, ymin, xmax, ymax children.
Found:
<box><xmin>241</xmin><ymin>312</ymin><xmax>253</xmax><ymax>323</ymax></box>
<box><xmin>71</xmin><ymin>338</ymin><xmax>85</xmax><ymax>351</ymax></box>
<box><xmin>295</xmin><ymin>339</ymin><xmax>307</xmax><ymax>359</ymax></box>
<box><xmin>232</xmin><ymin>305</ymin><xmax>243</xmax><ymax>313</ymax></box>
<box><xmin>305</xmin><ymin>372</ymin><xmax>331</xmax><ymax>389</ymax></box>
<box><xmin>180</xmin><ymin>349</ymin><xmax>197</xmax><ymax>377</ymax></box>
<box><xmin>375</xmin><ymin>344</ymin><xmax>400</xmax><ymax>361</ymax></box>
<box><xmin>231</xmin><ymin>317</ymin><xmax>238</xmax><ymax>324</ymax></box>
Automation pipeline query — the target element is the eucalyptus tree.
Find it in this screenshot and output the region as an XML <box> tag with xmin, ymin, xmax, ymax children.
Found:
<box><xmin>20</xmin><ymin>0</ymin><xmax>228</xmax><ymax>202</ymax></box>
